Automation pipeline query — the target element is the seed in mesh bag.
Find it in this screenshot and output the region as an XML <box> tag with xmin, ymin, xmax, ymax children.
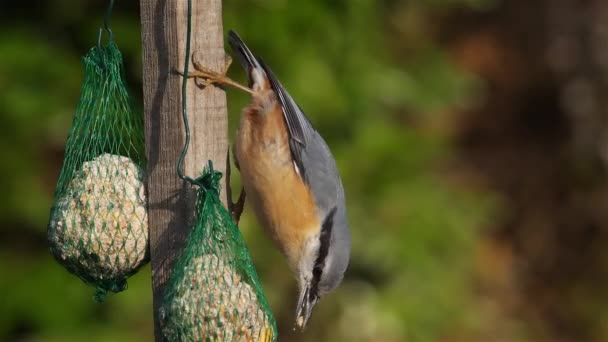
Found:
<box><xmin>48</xmin><ymin>153</ymin><xmax>148</xmax><ymax>286</ymax></box>
<box><xmin>162</xmin><ymin>254</ymin><xmax>273</xmax><ymax>342</ymax></box>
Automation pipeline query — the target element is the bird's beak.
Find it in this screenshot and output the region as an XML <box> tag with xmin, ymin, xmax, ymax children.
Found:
<box><xmin>295</xmin><ymin>285</ymin><xmax>318</xmax><ymax>331</ymax></box>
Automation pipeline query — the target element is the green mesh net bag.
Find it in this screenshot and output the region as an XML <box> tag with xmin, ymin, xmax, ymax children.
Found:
<box><xmin>160</xmin><ymin>163</ymin><xmax>277</xmax><ymax>342</ymax></box>
<box><xmin>47</xmin><ymin>40</ymin><xmax>148</xmax><ymax>301</ymax></box>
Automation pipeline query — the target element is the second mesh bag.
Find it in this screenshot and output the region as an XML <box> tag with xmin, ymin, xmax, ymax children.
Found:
<box><xmin>160</xmin><ymin>163</ymin><xmax>277</xmax><ymax>341</ymax></box>
<box><xmin>47</xmin><ymin>40</ymin><xmax>148</xmax><ymax>301</ymax></box>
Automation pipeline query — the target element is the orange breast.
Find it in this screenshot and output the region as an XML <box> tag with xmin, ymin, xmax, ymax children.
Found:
<box><xmin>235</xmin><ymin>92</ymin><xmax>320</xmax><ymax>269</ymax></box>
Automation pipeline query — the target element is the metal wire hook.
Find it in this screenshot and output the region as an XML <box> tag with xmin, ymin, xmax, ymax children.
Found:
<box><xmin>97</xmin><ymin>0</ymin><xmax>114</xmax><ymax>52</ymax></box>
<box><xmin>103</xmin><ymin>0</ymin><xmax>115</xmax><ymax>41</ymax></box>
<box><xmin>176</xmin><ymin>0</ymin><xmax>220</xmax><ymax>192</ymax></box>
<box><xmin>176</xmin><ymin>0</ymin><xmax>202</xmax><ymax>189</ymax></box>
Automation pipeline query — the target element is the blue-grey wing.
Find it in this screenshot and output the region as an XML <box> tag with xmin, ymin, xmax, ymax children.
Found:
<box><xmin>248</xmin><ymin>36</ymin><xmax>351</xmax><ymax>285</ymax></box>
<box><xmin>259</xmin><ymin>59</ymin><xmax>346</xmax><ymax>220</ymax></box>
<box><xmin>300</xmin><ymin>133</ymin><xmax>345</xmax><ymax>219</ymax></box>
<box><xmin>259</xmin><ymin>61</ymin><xmax>312</xmax><ymax>183</ymax></box>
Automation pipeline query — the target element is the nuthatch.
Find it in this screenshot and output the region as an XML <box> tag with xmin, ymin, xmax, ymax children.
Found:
<box><xmin>184</xmin><ymin>30</ymin><xmax>351</xmax><ymax>330</ymax></box>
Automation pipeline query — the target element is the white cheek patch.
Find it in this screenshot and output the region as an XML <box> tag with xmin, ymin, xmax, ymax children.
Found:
<box><xmin>298</xmin><ymin>233</ymin><xmax>320</xmax><ymax>281</ymax></box>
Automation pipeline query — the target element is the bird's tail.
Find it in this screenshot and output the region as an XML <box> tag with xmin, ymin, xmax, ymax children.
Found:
<box><xmin>228</xmin><ymin>30</ymin><xmax>260</xmax><ymax>71</ymax></box>
<box><xmin>227</xmin><ymin>30</ymin><xmax>266</xmax><ymax>89</ymax></box>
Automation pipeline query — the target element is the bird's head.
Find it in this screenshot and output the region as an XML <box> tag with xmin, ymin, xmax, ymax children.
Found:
<box><xmin>294</xmin><ymin>207</ymin><xmax>351</xmax><ymax>330</ymax></box>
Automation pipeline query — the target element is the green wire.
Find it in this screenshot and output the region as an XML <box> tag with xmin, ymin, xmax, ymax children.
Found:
<box><xmin>97</xmin><ymin>0</ymin><xmax>115</xmax><ymax>68</ymax></box>
<box><xmin>176</xmin><ymin>0</ymin><xmax>198</xmax><ymax>187</ymax></box>
<box><xmin>103</xmin><ymin>0</ymin><xmax>115</xmax><ymax>41</ymax></box>
<box><xmin>175</xmin><ymin>0</ymin><xmax>216</xmax><ymax>190</ymax></box>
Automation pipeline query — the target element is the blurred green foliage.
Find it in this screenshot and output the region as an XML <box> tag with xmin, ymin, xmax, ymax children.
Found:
<box><xmin>0</xmin><ymin>0</ymin><xmax>497</xmax><ymax>341</ymax></box>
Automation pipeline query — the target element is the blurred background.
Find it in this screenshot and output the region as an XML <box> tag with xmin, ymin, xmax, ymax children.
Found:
<box><xmin>2</xmin><ymin>0</ymin><xmax>608</xmax><ymax>341</ymax></box>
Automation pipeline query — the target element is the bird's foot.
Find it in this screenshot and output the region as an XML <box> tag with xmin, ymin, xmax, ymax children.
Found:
<box><xmin>176</xmin><ymin>52</ymin><xmax>253</xmax><ymax>94</ymax></box>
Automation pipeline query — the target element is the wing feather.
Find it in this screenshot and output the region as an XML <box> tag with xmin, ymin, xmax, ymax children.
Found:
<box><xmin>260</xmin><ymin>61</ymin><xmax>313</xmax><ymax>183</ymax></box>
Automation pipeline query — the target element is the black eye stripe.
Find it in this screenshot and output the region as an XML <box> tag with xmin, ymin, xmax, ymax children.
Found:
<box><xmin>310</xmin><ymin>207</ymin><xmax>337</xmax><ymax>298</ymax></box>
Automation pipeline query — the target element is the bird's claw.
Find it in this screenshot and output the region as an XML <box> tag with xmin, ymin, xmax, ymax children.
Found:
<box><xmin>176</xmin><ymin>51</ymin><xmax>253</xmax><ymax>94</ymax></box>
<box><xmin>226</xmin><ymin>148</ymin><xmax>246</xmax><ymax>223</ymax></box>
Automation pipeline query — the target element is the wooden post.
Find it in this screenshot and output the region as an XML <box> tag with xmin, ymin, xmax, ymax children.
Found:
<box><xmin>139</xmin><ymin>0</ymin><xmax>228</xmax><ymax>339</ymax></box>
